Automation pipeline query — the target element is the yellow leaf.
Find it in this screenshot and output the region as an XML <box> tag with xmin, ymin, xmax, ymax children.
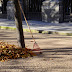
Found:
<box><xmin>1</xmin><ymin>59</ymin><xmax>5</xmax><ymax>62</ymax></box>
<box><xmin>2</xmin><ymin>46</ymin><xmax>6</xmax><ymax>48</ymax></box>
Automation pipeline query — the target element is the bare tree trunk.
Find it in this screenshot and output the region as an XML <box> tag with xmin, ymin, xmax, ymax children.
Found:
<box><xmin>14</xmin><ymin>0</ymin><xmax>25</xmax><ymax>48</ymax></box>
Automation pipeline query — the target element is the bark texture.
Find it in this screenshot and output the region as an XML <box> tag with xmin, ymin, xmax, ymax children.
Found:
<box><xmin>14</xmin><ymin>0</ymin><xmax>25</xmax><ymax>48</ymax></box>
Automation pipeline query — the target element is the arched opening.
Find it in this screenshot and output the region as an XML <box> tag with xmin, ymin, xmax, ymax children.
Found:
<box><xmin>23</xmin><ymin>0</ymin><xmax>45</xmax><ymax>21</ymax></box>
<box><xmin>63</xmin><ymin>0</ymin><xmax>72</xmax><ymax>22</ymax></box>
<box><xmin>0</xmin><ymin>0</ymin><xmax>8</xmax><ymax>18</ymax></box>
<box><xmin>0</xmin><ymin>0</ymin><xmax>8</xmax><ymax>14</ymax></box>
<box><xmin>2</xmin><ymin>0</ymin><xmax>8</xmax><ymax>14</ymax></box>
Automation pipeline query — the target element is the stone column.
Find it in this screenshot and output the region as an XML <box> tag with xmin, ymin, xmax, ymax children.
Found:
<box><xmin>41</xmin><ymin>0</ymin><xmax>59</xmax><ymax>23</ymax></box>
<box><xmin>7</xmin><ymin>0</ymin><xmax>14</xmax><ymax>20</ymax></box>
<box><xmin>6</xmin><ymin>0</ymin><xmax>23</xmax><ymax>20</ymax></box>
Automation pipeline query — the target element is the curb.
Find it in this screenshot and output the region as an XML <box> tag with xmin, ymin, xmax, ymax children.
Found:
<box><xmin>0</xmin><ymin>26</ymin><xmax>72</xmax><ymax>36</ymax></box>
<box><xmin>0</xmin><ymin>26</ymin><xmax>39</xmax><ymax>33</ymax></box>
<box><xmin>42</xmin><ymin>30</ymin><xmax>72</xmax><ymax>36</ymax></box>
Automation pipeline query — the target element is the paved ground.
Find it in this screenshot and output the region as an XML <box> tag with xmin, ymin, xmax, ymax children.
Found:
<box><xmin>0</xmin><ymin>19</ymin><xmax>72</xmax><ymax>35</ymax></box>
<box><xmin>0</xmin><ymin>29</ymin><xmax>72</xmax><ymax>72</ymax></box>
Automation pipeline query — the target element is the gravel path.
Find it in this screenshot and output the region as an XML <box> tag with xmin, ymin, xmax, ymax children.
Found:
<box><xmin>0</xmin><ymin>29</ymin><xmax>72</xmax><ymax>72</ymax></box>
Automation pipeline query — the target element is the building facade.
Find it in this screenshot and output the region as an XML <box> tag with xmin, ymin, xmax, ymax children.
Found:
<box><xmin>0</xmin><ymin>0</ymin><xmax>72</xmax><ymax>23</ymax></box>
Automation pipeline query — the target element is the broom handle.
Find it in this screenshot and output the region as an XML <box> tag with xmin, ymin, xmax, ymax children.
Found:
<box><xmin>18</xmin><ymin>0</ymin><xmax>36</xmax><ymax>42</ymax></box>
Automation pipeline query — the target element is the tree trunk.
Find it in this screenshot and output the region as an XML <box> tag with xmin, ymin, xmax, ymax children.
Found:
<box><xmin>14</xmin><ymin>0</ymin><xmax>25</xmax><ymax>48</ymax></box>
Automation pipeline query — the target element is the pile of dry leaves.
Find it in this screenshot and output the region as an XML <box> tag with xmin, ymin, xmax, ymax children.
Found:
<box><xmin>0</xmin><ymin>41</ymin><xmax>36</xmax><ymax>62</ymax></box>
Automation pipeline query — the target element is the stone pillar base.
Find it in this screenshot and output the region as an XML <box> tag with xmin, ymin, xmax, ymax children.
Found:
<box><xmin>41</xmin><ymin>0</ymin><xmax>59</xmax><ymax>23</ymax></box>
<box><xmin>7</xmin><ymin>1</ymin><xmax>14</xmax><ymax>20</ymax></box>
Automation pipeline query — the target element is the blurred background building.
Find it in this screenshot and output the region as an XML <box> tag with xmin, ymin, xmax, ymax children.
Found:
<box><xmin>0</xmin><ymin>0</ymin><xmax>72</xmax><ymax>23</ymax></box>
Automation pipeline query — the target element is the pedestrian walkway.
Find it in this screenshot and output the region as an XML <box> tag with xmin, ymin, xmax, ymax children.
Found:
<box><xmin>0</xmin><ymin>19</ymin><xmax>72</xmax><ymax>35</ymax></box>
<box><xmin>0</xmin><ymin>29</ymin><xmax>72</xmax><ymax>72</ymax></box>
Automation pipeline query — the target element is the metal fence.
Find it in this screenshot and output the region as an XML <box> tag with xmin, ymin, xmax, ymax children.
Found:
<box><xmin>23</xmin><ymin>0</ymin><xmax>45</xmax><ymax>21</ymax></box>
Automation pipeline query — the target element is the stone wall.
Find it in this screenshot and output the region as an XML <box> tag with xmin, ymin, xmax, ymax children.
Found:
<box><xmin>6</xmin><ymin>0</ymin><xmax>63</xmax><ymax>23</ymax></box>
<box><xmin>41</xmin><ymin>0</ymin><xmax>60</xmax><ymax>23</ymax></box>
